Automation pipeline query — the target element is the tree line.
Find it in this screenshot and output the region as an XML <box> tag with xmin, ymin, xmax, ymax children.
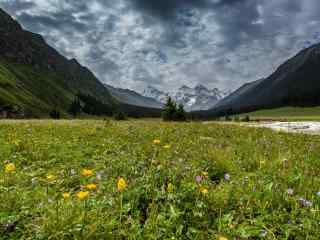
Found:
<box><xmin>51</xmin><ymin>93</ymin><xmax>188</xmax><ymax>121</ymax></box>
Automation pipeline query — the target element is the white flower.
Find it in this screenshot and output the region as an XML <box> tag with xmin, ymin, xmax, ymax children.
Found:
<box><xmin>260</xmin><ymin>230</ymin><xmax>267</xmax><ymax>237</ymax></box>
<box><xmin>286</xmin><ymin>188</ymin><xmax>294</xmax><ymax>196</ymax></box>
<box><xmin>96</xmin><ymin>171</ymin><xmax>103</xmax><ymax>181</ymax></box>
<box><xmin>298</xmin><ymin>197</ymin><xmax>313</xmax><ymax>208</ymax></box>
<box><xmin>224</xmin><ymin>173</ymin><xmax>231</xmax><ymax>181</ymax></box>
<box><xmin>70</xmin><ymin>169</ymin><xmax>76</xmax><ymax>175</ymax></box>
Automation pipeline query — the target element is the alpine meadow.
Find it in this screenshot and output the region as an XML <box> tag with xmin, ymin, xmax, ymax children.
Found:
<box><xmin>1</xmin><ymin>1</ymin><xmax>320</xmax><ymax>239</ymax></box>
<box><xmin>1</xmin><ymin>120</ymin><xmax>320</xmax><ymax>239</ymax></box>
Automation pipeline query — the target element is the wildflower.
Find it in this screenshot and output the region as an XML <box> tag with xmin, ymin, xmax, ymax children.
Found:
<box><xmin>200</xmin><ymin>187</ymin><xmax>209</xmax><ymax>194</ymax></box>
<box><xmin>62</xmin><ymin>192</ymin><xmax>70</xmax><ymax>199</ymax></box>
<box><xmin>298</xmin><ymin>198</ymin><xmax>313</xmax><ymax>208</ymax></box>
<box><xmin>5</xmin><ymin>163</ymin><xmax>16</xmax><ymax>173</ymax></box>
<box><xmin>286</xmin><ymin>188</ymin><xmax>294</xmax><ymax>196</ymax></box>
<box><xmin>202</xmin><ymin>171</ymin><xmax>208</xmax><ymax>177</ymax></box>
<box><xmin>167</xmin><ymin>183</ymin><xmax>174</xmax><ymax>193</ymax></box>
<box><xmin>117</xmin><ymin>177</ymin><xmax>127</xmax><ymax>192</ymax></box>
<box><xmin>76</xmin><ymin>191</ymin><xmax>89</xmax><ymax>200</ymax></box>
<box><xmin>153</xmin><ymin>139</ymin><xmax>161</xmax><ymax>145</ymax></box>
<box><xmin>260</xmin><ymin>230</ymin><xmax>268</xmax><ymax>237</ymax></box>
<box><xmin>195</xmin><ymin>175</ymin><xmax>203</xmax><ymax>184</ymax></box>
<box><xmin>96</xmin><ymin>171</ymin><xmax>103</xmax><ymax>181</ymax></box>
<box><xmin>81</xmin><ymin>169</ymin><xmax>93</xmax><ymax>177</ymax></box>
<box><xmin>224</xmin><ymin>173</ymin><xmax>231</xmax><ymax>181</ymax></box>
<box><xmin>85</xmin><ymin>183</ymin><xmax>97</xmax><ymax>190</ymax></box>
<box><xmin>163</xmin><ymin>144</ymin><xmax>171</xmax><ymax>149</ymax></box>
<box><xmin>218</xmin><ymin>236</ymin><xmax>228</xmax><ymax>240</ymax></box>
<box><xmin>46</xmin><ymin>174</ymin><xmax>56</xmax><ymax>181</ymax></box>
<box><xmin>31</xmin><ymin>177</ymin><xmax>37</xmax><ymax>185</ymax></box>
<box><xmin>70</xmin><ymin>169</ymin><xmax>76</xmax><ymax>175</ymax></box>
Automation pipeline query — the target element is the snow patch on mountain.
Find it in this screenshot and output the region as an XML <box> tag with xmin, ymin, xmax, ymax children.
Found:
<box><xmin>142</xmin><ymin>85</ymin><xmax>230</xmax><ymax>111</ymax></box>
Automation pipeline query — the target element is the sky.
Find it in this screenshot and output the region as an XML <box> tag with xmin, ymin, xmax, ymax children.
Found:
<box><xmin>0</xmin><ymin>0</ymin><xmax>320</xmax><ymax>92</ymax></box>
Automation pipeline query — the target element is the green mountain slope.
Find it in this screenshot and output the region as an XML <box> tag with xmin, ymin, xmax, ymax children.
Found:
<box><xmin>0</xmin><ymin>59</ymin><xmax>77</xmax><ymax>116</ymax></box>
<box><xmin>0</xmin><ymin>8</ymin><xmax>117</xmax><ymax>117</ymax></box>
<box><xmin>198</xmin><ymin>43</ymin><xmax>320</xmax><ymax>118</ymax></box>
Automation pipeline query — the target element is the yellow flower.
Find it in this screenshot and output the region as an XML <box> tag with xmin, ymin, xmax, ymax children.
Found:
<box><xmin>117</xmin><ymin>177</ymin><xmax>127</xmax><ymax>192</ymax></box>
<box><xmin>218</xmin><ymin>236</ymin><xmax>228</xmax><ymax>240</ymax></box>
<box><xmin>163</xmin><ymin>144</ymin><xmax>171</xmax><ymax>149</ymax></box>
<box><xmin>76</xmin><ymin>191</ymin><xmax>89</xmax><ymax>200</ymax></box>
<box><xmin>202</xmin><ymin>171</ymin><xmax>208</xmax><ymax>177</ymax></box>
<box><xmin>85</xmin><ymin>183</ymin><xmax>97</xmax><ymax>190</ymax></box>
<box><xmin>81</xmin><ymin>169</ymin><xmax>93</xmax><ymax>177</ymax></box>
<box><xmin>46</xmin><ymin>174</ymin><xmax>56</xmax><ymax>181</ymax></box>
<box><xmin>153</xmin><ymin>139</ymin><xmax>161</xmax><ymax>145</ymax></box>
<box><xmin>167</xmin><ymin>183</ymin><xmax>174</xmax><ymax>193</ymax></box>
<box><xmin>200</xmin><ymin>187</ymin><xmax>209</xmax><ymax>194</ymax></box>
<box><xmin>62</xmin><ymin>192</ymin><xmax>70</xmax><ymax>199</ymax></box>
<box><xmin>5</xmin><ymin>163</ymin><xmax>16</xmax><ymax>173</ymax></box>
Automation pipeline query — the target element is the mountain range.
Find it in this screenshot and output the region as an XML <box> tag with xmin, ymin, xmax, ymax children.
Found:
<box><xmin>141</xmin><ymin>85</ymin><xmax>229</xmax><ymax>111</ymax></box>
<box><xmin>1</xmin><ymin>7</ymin><xmax>320</xmax><ymax>119</ymax></box>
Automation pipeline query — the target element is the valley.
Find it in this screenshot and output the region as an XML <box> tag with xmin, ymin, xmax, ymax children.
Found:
<box><xmin>1</xmin><ymin>3</ymin><xmax>320</xmax><ymax>240</ymax></box>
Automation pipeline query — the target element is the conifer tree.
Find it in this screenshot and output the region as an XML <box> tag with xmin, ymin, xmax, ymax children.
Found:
<box><xmin>175</xmin><ymin>103</ymin><xmax>187</xmax><ymax>121</ymax></box>
<box><xmin>162</xmin><ymin>97</ymin><xmax>177</xmax><ymax>121</ymax></box>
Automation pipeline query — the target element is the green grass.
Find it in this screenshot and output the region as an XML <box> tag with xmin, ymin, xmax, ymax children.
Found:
<box><xmin>0</xmin><ymin>59</ymin><xmax>76</xmax><ymax>117</ymax></box>
<box><xmin>0</xmin><ymin>120</ymin><xmax>320</xmax><ymax>239</ymax></box>
<box><xmin>240</xmin><ymin>107</ymin><xmax>320</xmax><ymax>121</ymax></box>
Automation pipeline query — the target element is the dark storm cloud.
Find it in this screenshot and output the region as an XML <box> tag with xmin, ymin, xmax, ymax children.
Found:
<box><xmin>129</xmin><ymin>0</ymin><xmax>209</xmax><ymax>19</ymax></box>
<box><xmin>128</xmin><ymin>0</ymin><xmax>247</xmax><ymax>20</ymax></box>
<box><xmin>0</xmin><ymin>0</ymin><xmax>319</xmax><ymax>92</ymax></box>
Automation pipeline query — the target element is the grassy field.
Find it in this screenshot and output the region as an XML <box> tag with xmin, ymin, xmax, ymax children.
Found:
<box><xmin>240</xmin><ymin>107</ymin><xmax>320</xmax><ymax>121</ymax></box>
<box><xmin>0</xmin><ymin>120</ymin><xmax>320</xmax><ymax>239</ymax></box>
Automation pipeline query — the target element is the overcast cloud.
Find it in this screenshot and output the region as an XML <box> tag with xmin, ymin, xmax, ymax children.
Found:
<box><xmin>1</xmin><ymin>0</ymin><xmax>320</xmax><ymax>92</ymax></box>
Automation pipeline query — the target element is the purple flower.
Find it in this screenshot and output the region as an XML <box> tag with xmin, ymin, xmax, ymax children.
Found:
<box><xmin>224</xmin><ymin>173</ymin><xmax>231</xmax><ymax>181</ymax></box>
<box><xmin>195</xmin><ymin>175</ymin><xmax>202</xmax><ymax>183</ymax></box>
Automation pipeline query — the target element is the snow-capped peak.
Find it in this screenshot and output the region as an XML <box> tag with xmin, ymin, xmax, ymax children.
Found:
<box><xmin>142</xmin><ymin>85</ymin><xmax>229</xmax><ymax>111</ymax></box>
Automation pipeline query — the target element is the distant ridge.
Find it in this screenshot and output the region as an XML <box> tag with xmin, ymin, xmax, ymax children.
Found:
<box><xmin>199</xmin><ymin>43</ymin><xmax>320</xmax><ymax>118</ymax></box>
<box><xmin>105</xmin><ymin>84</ymin><xmax>163</xmax><ymax>109</ymax></box>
